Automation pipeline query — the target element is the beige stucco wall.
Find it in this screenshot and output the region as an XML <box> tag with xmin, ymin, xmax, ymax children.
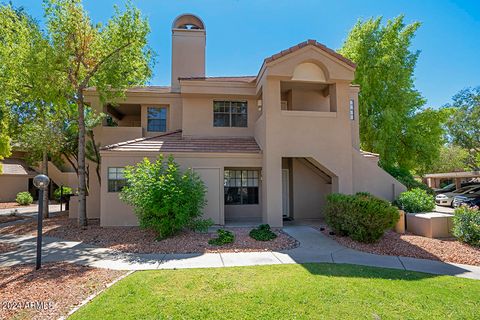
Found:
<box><xmin>99</xmin><ymin>152</ymin><xmax>262</xmax><ymax>227</ymax></box>
<box><xmin>171</xmin><ymin>28</ymin><xmax>206</xmax><ymax>91</ymax></box>
<box><xmin>0</xmin><ymin>175</ymin><xmax>29</xmax><ymax>202</ymax></box>
<box><xmin>182</xmin><ymin>97</ymin><xmax>260</xmax><ymax>137</ymax></box>
<box><xmin>290</xmin><ymin>88</ymin><xmax>330</xmax><ymax>112</ymax></box>
<box><xmin>291</xmin><ymin>158</ymin><xmax>331</xmax><ymax>220</ymax></box>
<box><xmin>352</xmin><ymin>149</ymin><xmax>406</xmax><ymax>201</ymax></box>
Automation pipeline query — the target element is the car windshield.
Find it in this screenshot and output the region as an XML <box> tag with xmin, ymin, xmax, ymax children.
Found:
<box><xmin>455</xmin><ymin>185</ymin><xmax>480</xmax><ymax>193</ymax></box>
<box><xmin>454</xmin><ymin>186</ymin><xmax>472</xmax><ymax>193</ymax></box>
<box><xmin>440</xmin><ymin>183</ymin><xmax>454</xmax><ymax>190</ymax></box>
<box><xmin>467</xmin><ymin>186</ymin><xmax>480</xmax><ymax>194</ymax></box>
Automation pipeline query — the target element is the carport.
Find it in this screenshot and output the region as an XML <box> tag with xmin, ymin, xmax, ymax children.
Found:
<box><xmin>423</xmin><ymin>171</ymin><xmax>480</xmax><ymax>189</ymax></box>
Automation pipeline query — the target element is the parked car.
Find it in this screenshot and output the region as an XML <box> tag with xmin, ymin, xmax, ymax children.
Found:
<box><xmin>435</xmin><ymin>184</ymin><xmax>480</xmax><ymax>207</ymax></box>
<box><xmin>453</xmin><ymin>192</ymin><xmax>480</xmax><ymax>208</ymax></box>
<box><xmin>434</xmin><ymin>182</ymin><xmax>478</xmax><ymax>194</ymax></box>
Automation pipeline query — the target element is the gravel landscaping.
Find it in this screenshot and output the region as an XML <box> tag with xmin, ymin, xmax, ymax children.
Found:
<box><xmin>0</xmin><ymin>242</ymin><xmax>18</xmax><ymax>254</ymax></box>
<box><xmin>320</xmin><ymin>227</ymin><xmax>480</xmax><ymax>266</ymax></box>
<box><xmin>0</xmin><ymin>214</ymin><xmax>24</xmax><ymax>224</ymax></box>
<box><xmin>0</xmin><ymin>202</ymin><xmax>33</xmax><ymax>210</ymax></box>
<box><xmin>1</xmin><ymin>214</ymin><xmax>298</xmax><ymax>254</ymax></box>
<box><xmin>0</xmin><ymin>262</ymin><xmax>125</xmax><ymax>320</ymax></box>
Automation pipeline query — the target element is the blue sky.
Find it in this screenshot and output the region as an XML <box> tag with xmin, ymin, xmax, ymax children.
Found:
<box><xmin>11</xmin><ymin>0</ymin><xmax>480</xmax><ymax>108</ymax></box>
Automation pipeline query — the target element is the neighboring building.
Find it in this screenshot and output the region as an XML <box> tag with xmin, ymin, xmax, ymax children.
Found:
<box><xmin>60</xmin><ymin>14</ymin><xmax>404</xmax><ymax>226</ymax></box>
<box><xmin>0</xmin><ymin>152</ymin><xmax>37</xmax><ymax>202</ymax></box>
<box><xmin>423</xmin><ymin>171</ymin><xmax>480</xmax><ymax>189</ymax></box>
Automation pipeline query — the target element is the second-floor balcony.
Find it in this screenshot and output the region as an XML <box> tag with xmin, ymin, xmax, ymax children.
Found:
<box><xmin>280</xmin><ymin>81</ymin><xmax>337</xmax><ymax>113</ymax></box>
<box><xmin>97</xmin><ymin>103</ymin><xmax>143</xmax><ymax>147</ymax></box>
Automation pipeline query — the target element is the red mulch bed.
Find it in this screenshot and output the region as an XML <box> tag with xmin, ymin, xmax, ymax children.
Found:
<box><xmin>0</xmin><ymin>262</ymin><xmax>125</xmax><ymax>320</ymax></box>
<box><xmin>0</xmin><ymin>202</ymin><xmax>32</xmax><ymax>210</ymax></box>
<box><xmin>2</xmin><ymin>214</ymin><xmax>299</xmax><ymax>254</ymax></box>
<box><xmin>319</xmin><ymin>227</ymin><xmax>480</xmax><ymax>266</ymax></box>
<box><xmin>0</xmin><ymin>243</ymin><xmax>18</xmax><ymax>254</ymax></box>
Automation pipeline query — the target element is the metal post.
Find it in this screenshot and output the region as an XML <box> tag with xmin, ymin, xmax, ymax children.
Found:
<box><xmin>33</xmin><ymin>174</ymin><xmax>49</xmax><ymax>271</ymax></box>
<box><xmin>60</xmin><ymin>186</ymin><xmax>63</xmax><ymax>212</ymax></box>
<box><xmin>36</xmin><ymin>189</ymin><xmax>44</xmax><ymax>270</ymax></box>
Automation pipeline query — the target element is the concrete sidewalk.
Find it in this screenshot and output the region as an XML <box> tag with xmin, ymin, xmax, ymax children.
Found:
<box><xmin>1</xmin><ymin>226</ymin><xmax>479</xmax><ymax>280</ymax></box>
<box><xmin>0</xmin><ymin>204</ymin><xmax>62</xmax><ymax>216</ymax></box>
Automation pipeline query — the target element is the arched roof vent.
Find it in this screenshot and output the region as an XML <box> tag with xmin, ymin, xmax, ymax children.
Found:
<box><xmin>172</xmin><ymin>14</ymin><xmax>205</xmax><ymax>30</ymax></box>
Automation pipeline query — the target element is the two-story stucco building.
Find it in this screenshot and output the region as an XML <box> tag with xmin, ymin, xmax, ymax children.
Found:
<box><xmin>67</xmin><ymin>14</ymin><xmax>405</xmax><ymax>227</ymax></box>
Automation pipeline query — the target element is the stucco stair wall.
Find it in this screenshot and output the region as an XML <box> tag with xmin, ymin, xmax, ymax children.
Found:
<box><xmin>352</xmin><ymin>149</ymin><xmax>406</xmax><ymax>201</ymax></box>
<box><xmin>46</xmin><ymin>161</ymin><xmax>78</xmax><ymax>189</ymax></box>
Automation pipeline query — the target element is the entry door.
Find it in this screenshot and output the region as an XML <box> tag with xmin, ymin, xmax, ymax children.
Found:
<box><xmin>193</xmin><ymin>168</ymin><xmax>222</xmax><ymax>224</ymax></box>
<box><xmin>282</xmin><ymin>169</ymin><xmax>290</xmax><ymax>217</ymax></box>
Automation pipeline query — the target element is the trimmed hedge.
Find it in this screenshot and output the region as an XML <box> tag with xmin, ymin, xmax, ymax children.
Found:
<box><xmin>395</xmin><ymin>188</ymin><xmax>435</xmax><ymax>213</ymax></box>
<box><xmin>452</xmin><ymin>206</ymin><xmax>480</xmax><ymax>247</ymax></box>
<box><xmin>16</xmin><ymin>192</ymin><xmax>33</xmax><ymax>205</ymax></box>
<box><xmin>325</xmin><ymin>192</ymin><xmax>399</xmax><ymax>243</ymax></box>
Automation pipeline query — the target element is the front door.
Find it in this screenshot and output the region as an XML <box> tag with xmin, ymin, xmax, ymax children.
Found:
<box><xmin>282</xmin><ymin>169</ymin><xmax>290</xmax><ymax>217</ymax></box>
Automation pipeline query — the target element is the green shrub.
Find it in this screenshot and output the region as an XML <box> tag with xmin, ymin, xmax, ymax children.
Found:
<box><xmin>452</xmin><ymin>206</ymin><xmax>480</xmax><ymax>247</ymax></box>
<box><xmin>249</xmin><ymin>224</ymin><xmax>277</xmax><ymax>241</ymax></box>
<box><xmin>395</xmin><ymin>188</ymin><xmax>435</xmax><ymax>213</ymax></box>
<box><xmin>208</xmin><ymin>229</ymin><xmax>235</xmax><ymax>246</ymax></box>
<box><xmin>189</xmin><ymin>218</ymin><xmax>214</xmax><ymax>233</ymax></box>
<box><xmin>16</xmin><ymin>192</ymin><xmax>33</xmax><ymax>205</ymax></box>
<box><xmin>325</xmin><ymin>192</ymin><xmax>399</xmax><ymax>243</ymax></box>
<box><xmin>383</xmin><ymin>165</ymin><xmax>434</xmax><ymax>195</ymax></box>
<box><xmin>120</xmin><ymin>155</ymin><xmax>210</xmax><ymax>239</ymax></box>
<box><xmin>53</xmin><ymin>186</ymin><xmax>73</xmax><ymax>201</ymax></box>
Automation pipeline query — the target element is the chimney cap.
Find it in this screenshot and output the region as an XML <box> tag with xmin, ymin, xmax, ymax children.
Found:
<box><xmin>172</xmin><ymin>14</ymin><xmax>205</xmax><ymax>30</ymax></box>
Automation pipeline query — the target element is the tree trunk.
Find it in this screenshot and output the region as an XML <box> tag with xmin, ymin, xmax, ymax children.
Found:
<box><xmin>77</xmin><ymin>93</ymin><xmax>87</xmax><ymax>227</ymax></box>
<box><xmin>42</xmin><ymin>149</ymin><xmax>49</xmax><ymax>219</ymax></box>
<box><xmin>88</xmin><ymin>130</ymin><xmax>101</xmax><ymax>184</ymax></box>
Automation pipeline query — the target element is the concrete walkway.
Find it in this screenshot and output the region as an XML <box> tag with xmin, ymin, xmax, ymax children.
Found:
<box><xmin>1</xmin><ymin>226</ymin><xmax>479</xmax><ymax>279</ymax></box>
<box><xmin>0</xmin><ymin>204</ymin><xmax>62</xmax><ymax>216</ymax></box>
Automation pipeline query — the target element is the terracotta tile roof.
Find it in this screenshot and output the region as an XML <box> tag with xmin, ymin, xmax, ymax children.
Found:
<box><xmin>85</xmin><ymin>86</ymin><xmax>172</xmax><ymax>93</ymax></box>
<box><xmin>178</xmin><ymin>76</ymin><xmax>257</xmax><ymax>83</ymax></box>
<box><xmin>264</xmin><ymin>39</ymin><xmax>356</xmax><ymax>68</ymax></box>
<box><xmin>101</xmin><ymin>130</ymin><xmax>262</xmax><ymax>154</ymax></box>
<box><xmin>0</xmin><ymin>158</ymin><xmax>37</xmax><ymax>176</ymax></box>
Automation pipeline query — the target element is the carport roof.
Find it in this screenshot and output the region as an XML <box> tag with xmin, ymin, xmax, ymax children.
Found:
<box><xmin>101</xmin><ymin>130</ymin><xmax>262</xmax><ymax>154</ymax></box>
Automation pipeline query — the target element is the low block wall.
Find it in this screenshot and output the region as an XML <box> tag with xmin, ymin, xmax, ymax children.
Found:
<box><xmin>406</xmin><ymin>212</ymin><xmax>454</xmax><ymax>238</ymax></box>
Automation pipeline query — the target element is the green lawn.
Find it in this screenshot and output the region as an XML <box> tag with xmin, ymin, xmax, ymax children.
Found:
<box><xmin>71</xmin><ymin>263</ymin><xmax>480</xmax><ymax>320</ymax></box>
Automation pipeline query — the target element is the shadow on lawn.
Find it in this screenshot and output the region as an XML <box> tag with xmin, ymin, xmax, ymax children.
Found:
<box><xmin>300</xmin><ymin>262</ymin><xmax>439</xmax><ymax>280</ymax></box>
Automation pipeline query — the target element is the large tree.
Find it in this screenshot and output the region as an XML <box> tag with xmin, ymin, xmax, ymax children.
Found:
<box><xmin>339</xmin><ymin>16</ymin><xmax>445</xmax><ymax>171</ymax></box>
<box><xmin>43</xmin><ymin>0</ymin><xmax>153</xmax><ymax>226</ymax></box>
<box><xmin>0</xmin><ymin>5</ymin><xmax>40</xmax><ymax>172</ymax></box>
<box><xmin>444</xmin><ymin>87</ymin><xmax>480</xmax><ymax>170</ymax></box>
<box><xmin>427</xmin><ymin>145</ymin><xmax>470</xmax><ymax>173</ymax></box>
<box><xmin>1</xmin><ymin>4</ymin><xmax>69</xmax><ymax>215</ymax></box>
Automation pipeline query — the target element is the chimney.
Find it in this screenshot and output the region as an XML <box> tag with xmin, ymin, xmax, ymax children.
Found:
<box><xmin>171</xmin><ymin>14</ymin><xmax>206</xmax><ymax>91</ymax></box>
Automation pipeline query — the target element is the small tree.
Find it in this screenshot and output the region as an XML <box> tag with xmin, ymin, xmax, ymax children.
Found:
<box><xmin>120</xmin><ymin>156</ymin><xmax>211</xmax><ymax>239</ymax></box>
<box><xmin>44</xmin><ymin>0</ymin><xmax>154</xmax><ymax>226</ymax></box>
